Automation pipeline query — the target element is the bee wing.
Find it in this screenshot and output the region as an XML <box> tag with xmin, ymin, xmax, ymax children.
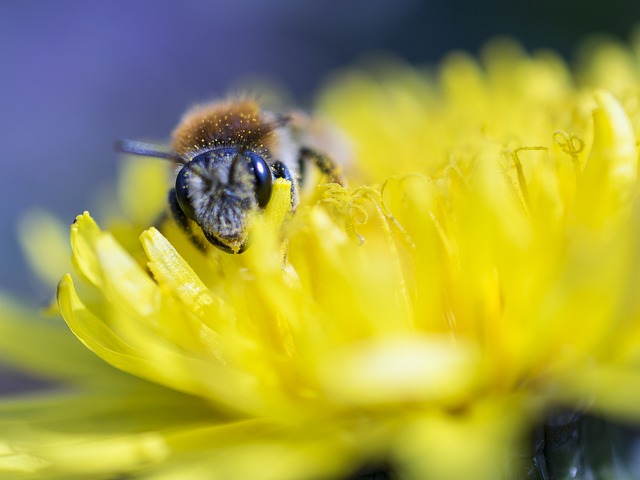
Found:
<box><xmin>287</xmin><ymin>110</ymin><xmax>353</xmax><ymax>174</ymax></box>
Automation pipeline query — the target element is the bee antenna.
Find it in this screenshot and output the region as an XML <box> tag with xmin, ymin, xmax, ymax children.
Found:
<box><xmin>114</xmin><ymin>139</ymin><xmax>181</xmax><ymax>162</ymax></box>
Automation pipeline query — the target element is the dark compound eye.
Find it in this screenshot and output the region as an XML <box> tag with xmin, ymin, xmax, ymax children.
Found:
<box><xmin>246</xmin><ymin>151</ymin><xmax>272</xmax><ymax>208</ymax></box>
<box><xmin>175</xmin><ymin>164</ymin><xmax>197</xmax><ymax>221</ymax></box>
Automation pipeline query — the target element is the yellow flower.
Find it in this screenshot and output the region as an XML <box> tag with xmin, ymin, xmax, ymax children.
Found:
<box><xmin>3</xmin><ymin>38</ymin><xmax>640</xmax><ymax>479</ymax></box>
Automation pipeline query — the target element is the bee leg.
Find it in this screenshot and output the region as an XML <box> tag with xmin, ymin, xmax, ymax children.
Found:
<box><xmin>271</xmin><ymin>161</ymin><xmax>299</xmax><ymax>209</ymax></box>
<box><xmin>168</xmin><ymin>188</ymin><xmax>208</xmax><ymax>252</ymax></box>
<box><xmin>299</xmin><ymin>147</ymin><xmax>346</xmax><ymax>186</ymax></box>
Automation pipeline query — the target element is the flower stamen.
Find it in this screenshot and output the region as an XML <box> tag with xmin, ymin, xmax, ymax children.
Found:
<box><xmin>503</xmin><ymin>146</ymin><xmax>548</xmax><ymax>214</ymax></box>
<box><xmin>554</xmin><ymin>130</ymin><xmax>584</xmax><ymax>178</ymax></box>
<box><xmin>318</xmin><ymin>182</ymin><xmax>415</xmax><ymax>324</ymax></box>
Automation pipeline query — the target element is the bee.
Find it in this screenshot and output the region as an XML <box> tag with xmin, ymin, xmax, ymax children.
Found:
<box><xmin>116</xmin><ymin>98</ymin><xmax>345</xmax><ymax>253</ymax></box>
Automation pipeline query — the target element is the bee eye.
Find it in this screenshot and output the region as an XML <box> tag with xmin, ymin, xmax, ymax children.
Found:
<box><xmin>175</xmin><ymin>165</ymin><xmax>197</xmax><ymax>221</ymax></box>
<box><xmin>247</xmin><ymin>152</ymin><xmax>272</xmax><ymax>208</ymax></box>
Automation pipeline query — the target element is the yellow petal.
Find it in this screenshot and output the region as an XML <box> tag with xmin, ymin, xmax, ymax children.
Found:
<box><xmin>18</xmin><ymin>210</ymin><xmax>71</xmax><ymax>290</ymax></box>
<box><xmin>157</xmin><ymin>420</ymin><xmax>357</xmax><ymax>480</ymax></box>
<box><xmin>263</xmin><ymin>178</ymin><xmax>293</xmax><ymax>233</ymax></box>
<box><xmin>71</xmin><ymin>211</ymin><xmax>158</xmax><ymax>317</ymax></box>
<box><xmin>316</xmin><ymin>335</ymin><xmax>479</xmax><ymax>406</ymax></box>
<box><xmin>140</xmin><ymin>227</ymin><xmax>231</xmax><ymax>322</ymax></box>
<box><xmin>57</xmin><ymin>274</ymin><xmax>262</xmax><ymax>412</ymax></box>
<box><xmin>574</xmin><ymin>90</ymin><xmax>638</xmax><ymax>227</ymax></box>
<box><xmin>140</xmin><ymin>227</ymin><xmax>234</xmax><ymax>362</ymax></box>
<box><xmin>0</xmin><ymin>293</ymin><xmax>126</xmax><ymax>387</ymax></box>
<box><xmin>118</xmin><ymin>156</ymin><xmax>170</xmax><ymax>224</ymax></box>
<box><xmin>393</xmin><ymin>399</ymin><xmax>527</xmax><ymax>480</ymax></box>
<box><xmin>53</xmin><ymin>434</ymin><xmax>168</xmax><ymax>475</ymax></box>
<box><xmin>555</xmin><ymin>364</ymin><xmax>640</xmax><ymax>421</ymax></box>
<box><xmin>0</xmin><ymin>388</ymin><xmax>221</xmax><ymax>477</ymax></box>
<box><xmin>57</xmin><ymin>274</ymin><xmax>154</xmax><ymax>372</ymax></box>
<box><xmin>0</xmin><ymin>444</ymin><xmax>49</xmax><ymax>474</ymax></box>
<box><xmin>58</xmin><ymin>274</ymin><xmax>185</xmax><ymax>393</ymax></box>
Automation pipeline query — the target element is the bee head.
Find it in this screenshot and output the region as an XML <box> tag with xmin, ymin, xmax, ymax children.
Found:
<box><xmin>174</xmin><ymin>147</ymin><xmax>273</xmax><ymax>253</ymax></box>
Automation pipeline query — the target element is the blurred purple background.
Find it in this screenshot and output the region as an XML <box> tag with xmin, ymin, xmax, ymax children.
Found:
<box><xmin>1</xmin><ymin>0</ymin><xmax>639</xmax><ymax>301</ymax></box>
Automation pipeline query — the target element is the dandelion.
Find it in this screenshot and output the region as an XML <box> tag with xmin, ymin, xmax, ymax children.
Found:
<box><xmin>3</xmin><ymin>38</ymin><xmax>640</xmax><ymax>479</ymax></box>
